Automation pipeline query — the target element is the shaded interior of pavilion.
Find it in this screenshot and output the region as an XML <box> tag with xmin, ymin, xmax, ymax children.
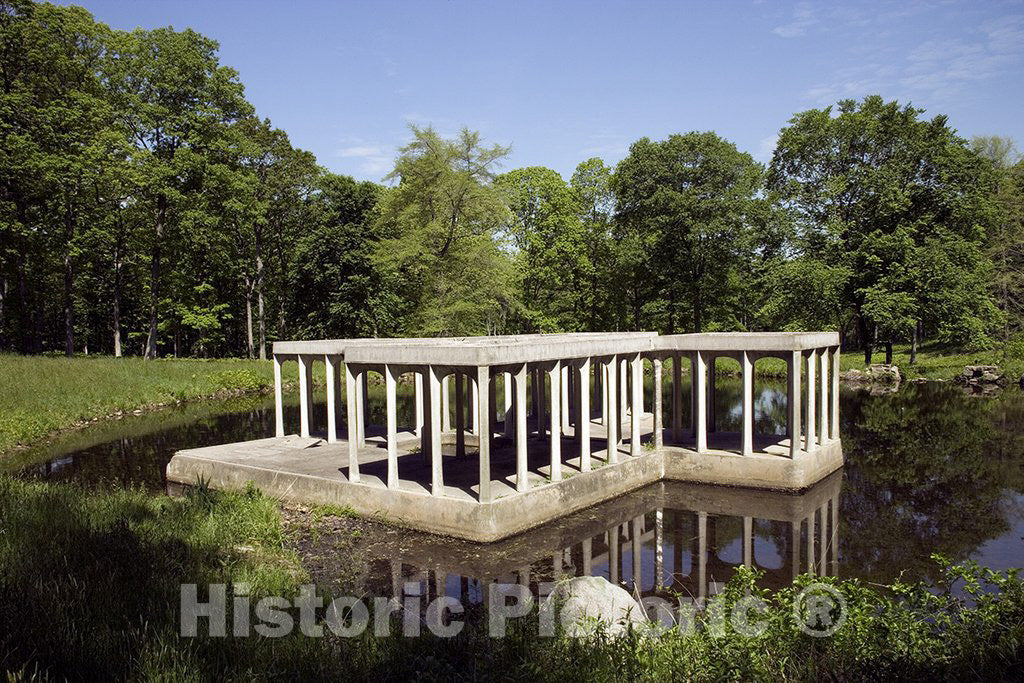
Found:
<box><xmin>277</xmin><ymin>350</ymin><xmax>840</xmax><ymax>502</ymax></box>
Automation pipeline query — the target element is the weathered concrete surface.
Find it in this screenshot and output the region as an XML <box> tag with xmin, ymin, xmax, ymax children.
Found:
<box><xmin>167</xmin><ymin>431</ymin><xmax>843</xmax><ymax>542</ymax></box>
<box><xmin>273</xmin><ymin>331</ymin><xmax>839</xmax><ymax>367</ymax></box>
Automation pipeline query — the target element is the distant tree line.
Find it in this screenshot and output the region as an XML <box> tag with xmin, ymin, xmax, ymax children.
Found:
<box><xmin>2</xmin><ymin>2</ymin><xmax>1022</xmax><ymax>363</ymax></box>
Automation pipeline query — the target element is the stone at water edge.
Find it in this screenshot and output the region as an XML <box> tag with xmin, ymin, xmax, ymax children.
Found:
<box><xmin>546</xmin><ymin>575</ymin><xmax>647</xmax><ymax>637</ymax></box>
<box><xmin>958</xmin><ymin>365</ymin><xmax>1006</xmax><ymax>386</ymax></box>
<box><xmin>866</xmin><ymin>364</ymin><xmax>901</xmax><ymax>383</ymax></box>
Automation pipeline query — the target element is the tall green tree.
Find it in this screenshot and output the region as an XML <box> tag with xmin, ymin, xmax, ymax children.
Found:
<box><xmin>374</xmin><ymin>126</ymin><xmax>513</xmax><ymax>336</ymax></box>
<box><xmin>612</xmin><ymin>132</ymin><xmax>763</xmax><ymax>332</ymax></box>
<box><xmin>290</xmin><ymin>173</ymin><xmax>396</xmax><ymax>339</ymax></box>
<box><xmin>497</xmin><ymin>166</ymin><xmax>589</xmax><ymax>331</ymax></box>
<box><xmin>768</xmin><ymin>96</ymin><xmax>999</xmax><ymax>362</ymax></box>
<box><xmin>107</xmin><ymin>25</ymin><xmax>251</xmax><ymax>358</ymax></box>
<box><xmin>971</xmin><ymin>136</ymin><xmax>1024</xmax><ymax>357</ymax></box>
<box><xmin>571</xmin><ymin>158</ymin><xmax>616</xmax><ymax>330</ymax></box>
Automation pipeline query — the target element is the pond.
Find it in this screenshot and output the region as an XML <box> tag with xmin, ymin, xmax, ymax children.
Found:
<box><xmin>6</xmin><ymin>378</ymin><xmax>1023</xmax><ymax>602</ymax></box>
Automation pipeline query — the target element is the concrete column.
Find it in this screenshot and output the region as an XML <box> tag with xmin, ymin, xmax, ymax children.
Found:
<box><xmin>606</xmin><ymin>356</ymin><xmax>618</xmax><ymax>463</ymax></box>
<box><xmin>565</xmin><ymin>362</ymin><xmax>573</xmax><ymax>432</ymax></box>
<box><xmin>630</xmin><ymin>355</ymin><xmax>642</xmax><ymax>456</ymax></box>
<box><xmin>743</xmin><ymin>516</ymin><xmax>753</xmax><ymax>568</ymax></box>
<box><xmin>505</xmin><ymin>370</ymin><xmax>516</xmax><ymax>440</ymax></box>
<box><xmin>600</xmin><ymin>362</ymin><xmax>608</xmax><ymax>426</ymax></box>
<box><xmin>695</xmin><ymin>351</ymin><xmax>708</xmax><ymax>453</ymax></box>
<box><xmin>582</xmin><ymin>537</ymin><xmax>593</xmax><ymax>576</ymax></box>
<box><xmin>385</xmin><ymin>364</ymin><xmax>399</xmax><ymax>489</ymax></box>
<box><xmin>806</xmin><ymin>350</ymin><xmax>817</xmax><ymax>452</ymax></box>
<box><xmin>596</xmin><ymin>362</ymin><xmax>604</xmax><ymax>425</ymax></box>
<box><xmin>355</xmin><ymin>368</ymin><xmax>365</xmax><ymax>446</ymax></box>
<box><xmin>297</xmin><ymin>354</ymin><xmax>310</xmax><ymax>438</ymax></box>
<box><xmin>619</xmin><ymin>358</ymin><xmax>628</xmax><ymax>418</ymax></box>
<box><xmin>831</xmin><ymin>347</ymin><xmax>840</xmax><ymax>441</ymax></box>
<box><xmin>671</xmin><ymin>354</ymin><xmax>682</xmax><ymax>443</ymax></box>
<box><xmin>689</xmin><ymin>354</ymin><xmax>699</xmax><ymax>434</ymax></box>
<box><xmin>428</xmin><ymin>366</ymin><xmax>443</xmax><ymax>497</ymax></box>
<box><xmin>655</xmin><ymin>508</ymin><xmax>664</xmax><ymax>589</ymax></box>
<box><xmin>707</xmin><ymin>355</ymin><xmax>716</xmax><ymax>434</ymax></box>
<box><xmin>532</xmin><ymin>368</ymin><xmax>541</xmax><ymax>435</ymax></box>
<box><xmin>325</xmin><ymin>355</ymin><xmax>338</xmax><ymax>443</ymax></box>
<box><xmin>631</xmin><ymin>516</ymin><xmax>642</xmax><ymax>590</ymax></box>
<box><xmin>653</xmin><ymin>358</ymin><xmax>663</xmax><ymax>449</ymax></box>
<box><xmin>789</xmin><ymin>351</ymin><xmax>802</xmax><ymax>458</ymax></box>
<box><xmin>514</xmin><ymin>363</ymin><xmax>529</xmax><ymax>492</ymax></box>
<box><xmin>471</xmin><ymin>376</ymin><xmax>479</xmax><ymax>435</ymax></box>
<box><xmin>609</xmin><ymin>526</ymin><xmax>619</xmax><ymax>584</ymax></box>
<box><xmin>578</xmin><ymin>359</ymin><xmax>591</xmax><ymax>472</ymax></box>
<box><xmin>455</xmin><ymin>371</ymin><xmax>465</xmax><ymax>458</ymax></box>
<box><xmin>273</xmin><ymin>355</ymin><xmax>284</xmax><ymax>437</ymax></box>
<box><xmin>442</xmin><ymin>375</ymin><xmax>451</xmax><ymax>432</ymax></box>
<box><xmin>807</xmin><ymin>510</ymin><xmax>815</xmax><ymax>574</ymax></box>
<box><xmin>488</xmin><ymin>371</ymin><xmax>497</xmax><ymax>440</ymax></box>
<box><xmin>742</xmin><ymin>351</ymin><xmax>754</xmax><ymax>456</ymax></box>
<box><xmin>698</xmin><ymin>511</ymin><xmax>707</xmax><ymax>601</ymax></box>
<box><xmin>819</xmin><ymin>350</ymin><xmax>828</xmax><ymax>446</ymax></box>
<box><xmin>344</xmin><ymin>363</ymin><xmax>360</xmax><ymax>483</ymax></box>
<box><xmin>414</xmin><ymin>372</ymin><xmax>423</xmax><ymax>438</ymax></box>
<box><xmin>478</xmin><ymin>365</ymin><xmax>492</xmax><ymax>502</ymax></box>
<box><xmin>549</xmin><ymin>362</ymin><xmax>562</xmax><ymax>481</ymax></box>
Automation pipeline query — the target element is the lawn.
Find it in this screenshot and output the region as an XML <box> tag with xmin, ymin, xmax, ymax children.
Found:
<box><xmin>0</xmin><ymin>354</ymin><xmax>310</xmax><ymax>455</ymax></box>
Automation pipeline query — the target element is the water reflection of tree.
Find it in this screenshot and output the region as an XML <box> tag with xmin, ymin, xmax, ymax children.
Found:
<box><xmin>841</xmin><ymin>384</ymin><xmax>1024</xmax><ymax>584</ymax></box>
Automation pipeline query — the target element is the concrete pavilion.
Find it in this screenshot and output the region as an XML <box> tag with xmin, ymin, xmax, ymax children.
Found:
<box><xmin>167</xmin><ymin>331</ymin><xmax>843</xmax><ymax>541</ymax></box>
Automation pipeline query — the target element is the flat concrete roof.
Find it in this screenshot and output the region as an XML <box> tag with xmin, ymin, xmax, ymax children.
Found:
<box><xmin>272</xmin><ymin>331</ymin><xmax>839</xmax><ymax>366</ymax></box>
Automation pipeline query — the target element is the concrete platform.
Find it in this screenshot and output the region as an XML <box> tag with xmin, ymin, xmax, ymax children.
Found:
<box><xmin>167</xmin><ymin>415</ymin><xmax>843</xmax><ymax>542</ymax></box>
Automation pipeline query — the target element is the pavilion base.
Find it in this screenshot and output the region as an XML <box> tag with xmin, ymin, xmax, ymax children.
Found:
<box><xmin>167</xmin><ymin>433</ymin><xmax>843</xmax><ymax>542</ymax></box>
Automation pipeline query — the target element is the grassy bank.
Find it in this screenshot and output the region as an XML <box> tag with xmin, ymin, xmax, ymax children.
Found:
<box><xmin>0</xmin><ymin>354</ymin><xmax>317</xmax><ymax>455</ymax></box>
<box><xmin>699</xmin><ymin>342</ymin><xmax>1024</xmax><ymax>382</ymax></box>
<box><xmin>839</xmin><ymin>342</ymin><xmax>1024</xmax><ymax>381</ymax></box>
<box><xmin>2</xmin><ymin>475</ymin><xmax>1022</xmax><ymax>681</ymax></box>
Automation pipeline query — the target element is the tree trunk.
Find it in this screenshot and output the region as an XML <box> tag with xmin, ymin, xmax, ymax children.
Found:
<box><xmin>910</xmin><ymin>322</ymin><xmax>919</xmax><ymax>365</ymax></box>
<box><xmin>256</xmin><ymin>253</ymin><xmax>266</xmax><ymax>360</ymax></box>
<box><xmin>244</xmin><ymin>275</ymin><xmax>254</xmax><ymax>359</ymax></box>
<box><xmin>693</xmin><ymin>286</ymin><xmax>702</xmax><ymax>334</ymax></box>
<box><xmin>145</xmin><ymin>194</ymin><xmax>167</xmax><ymax>360</ymax></box>
<box><xmin>885</xmin><ymin>341</ymin><xmax>893</xmax><ymax>365</ymax></box>
<box><xmin>668</xmin><ymin>286</ymin><xmax>676</xmax><ymax>335</ymax></box>
<box><xmin>64</xmin><ymin>249</ymin><xmax>74</xmax><ymax>357</ymax></box>
<box><xmin>112</xmin><ymin>250</ymin><xmax>122</xmax><ymax>357</ymax></box>
<box><xmin>859</xmin><ymin>316</ymin><xmax>873</xmax><ymax>364</ymax></box>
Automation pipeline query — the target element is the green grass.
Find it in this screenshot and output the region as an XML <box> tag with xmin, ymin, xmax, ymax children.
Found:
<box><xmin>1</xmin><ymin>474</ymin><xmax>1022</xmax><ymax>680</ymax></box>
<box><xmin>838</xmin><ymin>342</ymin><xmax>1024</xmax><ymax>380</ymax></box>
<box><xmin>0</xmin><ymin>354</ymin><xmax>321</xmax><ymax>455</ymax></box>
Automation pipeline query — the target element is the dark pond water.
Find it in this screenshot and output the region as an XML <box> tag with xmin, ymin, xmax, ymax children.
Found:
<box><xmin>7</xmin><ymin>379</ymin><xmax>1023</xmax><ymax>601</ymax></box>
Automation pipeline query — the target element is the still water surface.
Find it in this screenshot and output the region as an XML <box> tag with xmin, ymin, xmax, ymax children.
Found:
<box><xmin>8</xmin><ymin>379</ymin><xmax>1023</xmax><ymax>600</ymax></box>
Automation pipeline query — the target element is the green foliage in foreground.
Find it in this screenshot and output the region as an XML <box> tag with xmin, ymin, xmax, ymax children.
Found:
<box><xmin>0</xmin><ymin>355</ymin><xmax>302</xmax><ymax>453</ymax></box>
<box><xmin>1</xmin><ymin>475</ymin><xmax>1022</xmax><ymax>681</ymax></box>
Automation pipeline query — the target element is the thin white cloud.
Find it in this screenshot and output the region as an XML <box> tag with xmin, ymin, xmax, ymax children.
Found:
<box><xmin>801</xmin><ymin>13</ymin><xmax>1024</xmax><ymax>104</ymax></box>
<box><xmin>335</xmin><ymin>140</ymin><xmax>394</xmax><ymax>178</ymax></box>
<box><xmin>337</xmin><ymin>145</ymin><xmax>384</xmax><ymax>158</ymax></box>
<box><xmin>773</xmin><ymin>2</ymin><xmax>817</xmax><ymax>38</ymax></box>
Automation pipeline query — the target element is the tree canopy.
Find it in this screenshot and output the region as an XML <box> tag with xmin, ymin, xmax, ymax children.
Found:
<box><xmin>1</xmin><ymin>6</ymin><xmax>1020</xmax><ymax>360</ymax></box>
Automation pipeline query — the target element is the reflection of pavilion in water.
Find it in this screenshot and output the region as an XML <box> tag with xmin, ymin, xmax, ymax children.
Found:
<box><xmin>367</xmin><ymin>469</ymin><xmax>842</xmax><ymax>606</ymax></box>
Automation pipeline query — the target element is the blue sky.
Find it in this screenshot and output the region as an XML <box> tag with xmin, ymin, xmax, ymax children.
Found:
<box><xmin>65</xmin><ymin>0</ymin><xmax>1024</xmax><ymax>181</ymax></box>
